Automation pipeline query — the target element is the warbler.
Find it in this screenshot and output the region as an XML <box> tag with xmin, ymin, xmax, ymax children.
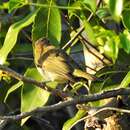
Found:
<box><xmin>34</xmin><ymin>37</ymin><xmax>96</xmax><ymax>84</ymax></box>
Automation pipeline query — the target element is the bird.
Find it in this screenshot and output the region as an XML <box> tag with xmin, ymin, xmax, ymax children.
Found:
<box><xmin>34</xmin><ymin>37</ymin><xmax>96</xmax><ymax>84</ymax></box>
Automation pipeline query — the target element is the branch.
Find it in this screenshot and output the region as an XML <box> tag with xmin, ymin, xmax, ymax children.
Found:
<box><xmin>0</xmin><ymin>65</ymin><xmax>48</xmax><ymax>89</ymax></box>
<box><xmin>70</xmin><ymin>106</ymin><xmax>130</xmax><ymax>129</ymax></box>
<box><xmin>0</xmin><ymin>65</ymin><xmax>71</xmax><ymax>97</ymax></box>
<box><xmin>1</xmin><ymin>66</ymin><xmax>130</xmax><ymax>122</ymax></box>
<box><xmin>0</xmin><ymin>88</ymin><xmax>130</xmax><ymax>121</ymax></box>
<box><xmin>62</xmin><ymin>26</ymin><xmax>84</xmax><ymax>50</ymax></box>
<box><xmin>61</xmin><ymin>0</ymin><xmax>102</xmax><ymax>50</ymax></box>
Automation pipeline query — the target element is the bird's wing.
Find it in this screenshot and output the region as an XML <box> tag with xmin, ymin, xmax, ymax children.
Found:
<box><xmin>42</xmin><ymin>53</ymin><xmax>75</xmax><ymax>82</ymax></box>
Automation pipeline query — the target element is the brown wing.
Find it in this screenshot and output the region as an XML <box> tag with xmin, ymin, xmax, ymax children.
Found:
<box><xmin>41</xmin><ymin>50</ymin><xmax>75</xmax><ymax>83</ymax></box>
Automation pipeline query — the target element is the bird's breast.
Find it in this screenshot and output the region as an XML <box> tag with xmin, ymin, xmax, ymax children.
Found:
<box><xmin>37</xmin><ymin>67</ymin><xmax>68</xmax><ymax>83</ymax></box>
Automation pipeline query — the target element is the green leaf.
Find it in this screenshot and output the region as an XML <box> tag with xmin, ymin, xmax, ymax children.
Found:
<box><xmin>0</xmin><ymin>11</ymin><xmax>36</xmax><ymax>64</ymax></box>
<box><xmin>83</xmin><ymin>20</ymin><xmax>97</xmax><ymax>46</ymax></box>
<box><xmin>90</xmin><ymin>82</ymin><xmax>119</xmax><ymax>107</ymax></box>
<box><xmin>0</xmin><ymin>81</ymin><xmax>12</xmax><ymax>102</ymax></box>
<box><xmin>9</xmin><ymin>0</ymin><xmax>28</xmax><ymax>13</ymax></box>
<box><xmin>81</xmin><ymin>0</ymin><xmax>97</xmax><ymax>13</ymax></box>
<box><xmin>120</xmin><ymin>30</ymin><xmax>130</xmax><ymax>54</ymax></box>
<box><xmin>92</xmin><ymin>26</ymin><xmax>119</xmax><ymax>62</ymax></box>
<box><xmin>21</xmin><ymin>67</ymin><xmax>50</xmax><ymax>125</ymax></box>
<box><xmin>104</xmin><ymin>36</ymin><xmax>119</xmax><ymax>62</ymax></box>
<box><xmin>90</xmin><ymin>66</ymin><xmax>122</xmax><ymax>94</ymax></box>
<box><xmin>4</xmin><ymin>81</ymin><xmax>23</xmax><ymax>102</ymax></box>
<box><xmin>96</xmin><ymin>8</ymin><xmax>109</xmax><ymax>19</ymax></box>
<box><xmin>122</xmin><ymin>10</ymin><xmax>130</xmax><ymax>30</ymax></box>
<box><xmin>90</xmin><ymin>77</ymin><xmax>120</xmax><ymax>107</ymax></box>
<box><xmin>62</xmin><ymin>110</ymin><xmax>86</xmax><ymax>130</ymax></box>
<box><xmin>32</xmin><ymin>1</ymin><xmax>61</xmax><ymax>45</ymax></box>
<box><xmin>109</xmin><ymin>0</ymin><xmax>123</xmax><ymax>22</ymax></box>
<box><xmin>119</xmin><ymin>71</ymin><xmax>130</xmax><ymax>88</ymax></box>
<box><xmin>0</xmin><ymin>2</ymin><xmax>9</xmax><ymax>10</ymax></box>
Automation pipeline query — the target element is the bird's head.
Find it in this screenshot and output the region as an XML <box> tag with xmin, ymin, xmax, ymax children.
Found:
<box><xmin>34</xmin><ymin>38</ymin><xmax>49</xmax><ymax>64</ymax></box>
<box><xmin>35</xmin><ymin>37</ymin><xmax>50</xmax><ymax>54</ymax></box>
<box><xmin>35</xmin><ymin>37</ymin><xmax>50</xmax><ymax>48</ymax></box>
<box><xmin>34</xmin><ymin>37</ymin><xmax>56</xmax><ymax>65</ymax></box>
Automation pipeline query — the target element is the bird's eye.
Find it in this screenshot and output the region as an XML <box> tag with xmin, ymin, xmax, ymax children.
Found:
<box><xmin>41</xmin><ymin>38</ymin><xmax>49</xmax><ymax>44</ymax></box>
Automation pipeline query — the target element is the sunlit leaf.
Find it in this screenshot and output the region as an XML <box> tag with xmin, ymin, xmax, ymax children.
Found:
<box><xmin>68</xmin><ymin>1</ymin><xmax>81</xmax><ymax>19</ymax></box>
<box><xmin>109</xmin><ymin>0</ymin><xmax>123</xmax><ymax>22</ymax></box>
<box><xmin>103</xmin><ymin>36</ymin><xmax>119</xmax><ymax>62</ymax></box>
<box><xmin>0</xmin><ymin>2</ymin><xmax>9</xmax><ymax>9</ymax></box>
<box><xmin>83</xmin><ymin>20</ymin><xmax>97</xmax><ymax>46</ymax></box>
<box><xmin>0</xmin><ymin>81</ymin><xmax>12</xmax><ymax>102</ymax></box>
<box><xmin>91</xmin><ymin>26</ymin><xmax>119</xmax><ymax>62</ymax></box>
<box><xmin>81</xmin><ymin>0</ymin><xmax>97</xmax><ymax>12</ymax></box>
<box><xmin>21</xmin><ymin>67</ymin><xmax>50</xmax><ymax>125</ymax></box>
<box><xmin>32</xmin><ymin>1</ymin><xmax>61</xmax><ymax>45</ymax></box>
<box><xmin>83</xmin><ymin>44</ymin><xmax>104</xmax><ymax>74</ymax></box>
<box><xmin>62</xmin><ymin>110</ymin><xmax>86</xmax><ymax>130</ymax></box>
<box><xmin>0</xmin><ymin>11</ymin><xmax>36</xmax><ymax>64</ymax></box>
<box><xmin>122</xmin><ymin>10</ymin><xmax>130</xmax><ymax>30</ymax></box>
<box><xmin>119</xmin><ymin>71</ymin><xmax>130</xmax><ymax>88</ymax></box>
<box><xmin>9</xmin><ymin>0</ymin><xmax>28</xmax><ymax>12</ymax></box>
<box><xmin>96</xmin><ymin>8</ymin><xmax>109</xmax><ymax>19</ymax></box>
<box><xmin>4</xmin><ymin>81</ymin><xmax>23</xmax><ymax>102</ymax></box>
<box><xmin>120</xmin><ymin>30</ymin><xmax>130</xmax><ymax>54</ymax></box>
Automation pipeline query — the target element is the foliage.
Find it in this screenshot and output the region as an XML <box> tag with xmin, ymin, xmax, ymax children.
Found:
<box><xmin>1</xmin><ymin>0</ymin><xmax>130</xmax><ymax>130</ymax></box>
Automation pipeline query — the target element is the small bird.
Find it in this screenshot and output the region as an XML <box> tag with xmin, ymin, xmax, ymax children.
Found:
<box><xmin>34</xmin><ymin>37</ymin><xmax>96</xmax><ymax>84</ymax></box>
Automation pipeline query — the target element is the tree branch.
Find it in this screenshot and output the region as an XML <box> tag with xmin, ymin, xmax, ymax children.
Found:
<box><xmin>1</xmin><ymin>66</ymin><xmax>130</xmax><ymax>122</ymax></box>
<box><xmin>0</xmin><ymin>88</ymin><xmax>130</xmax><ymax>121</ymax></box>
<box><xmin>0</xmin><ymin>65</ymin><xmax>71</xmax><ymax>97</ymax></box>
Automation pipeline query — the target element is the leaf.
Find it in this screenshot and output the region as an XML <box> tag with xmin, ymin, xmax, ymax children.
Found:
<box><xmin>4</xmin><ymin>81</ymin><xmax>23</xmax><ymax>102</ymax></box>
<box><xmin>120</xmin><ymin>30</ymin><xmax>130</xmax><ymax>54</ymax></box>
<box><xmin>92</xmin><ymin>26</ymin><xmax>119</xmax><ymax>62</ymax></box>
<box><xmin>32</xmin><ymin>1</ymin><xmax>61</xmax><ymax>45</ymax></box>
<box><xmin>0</xmin><ymin>2</ymin><xmax>9</xmax><ymax>10</ymax></box>
<box><xmin>62</xmin><ymin>110</ymin><xmax>86</xmax><ymax>130</ymax></box>
<box><xmin>90</xmin><ymin>78</ymin><xmax>120</xmax><ymax>107</ymax></box>
<box><xmin>83</xmin><ymin>20</ymin><xmax>97</xmax><ymax>46</ymax></box>
<box><xmin>108</xmin><ymin>0</ymin><xmax>123</xmax><ymax>22</ymax></box>
<box><xmin>21</xmin><ymin>67</ymin><xmax>50</xmax><ymax>125</ymax></box>
<box><xmin>0</xmin><ymin>11</ymin><xmax>36</xmax><ymax>64</ymax></box>
<box><xmin>122</xmin><ymin>10</ymin><xmax>130</xmax><ymax>30</ymax></box>
<box><xmin>0</xmin><ymin>81</ymin><xmax>12</xmax><ymax>102</ymax></box>
<box><xmin>81</xmin><ymin>0</ymin><xmax>97</xmax><ymax>13</ymax></box>
<box><xmin>103</xmin><ymin>36</ymin><xmax>119</xmax><ymax>62</ymax></box>
<box><xmin>90</xmin><ymin>66</ymin><xmax>122</xmax><ymax>94</ymax></box>
<box><xmin>119</xmin><ymin>71</ymin><xmax>130</xmax><ymax>88</ymax></box>
<box><xmin>83</xmin><ymin>44</ymin><xmax>104</xmax><ymax>74</ymax></box>
<box><xmin>96</xmin><ymin>8</ymin><xmax>109</xmax><ymax>19</ymax></box>
<box><xmin>9</xmin><ymin>0</ymin><xmax>28</xmax><ymax>12</ymax></box>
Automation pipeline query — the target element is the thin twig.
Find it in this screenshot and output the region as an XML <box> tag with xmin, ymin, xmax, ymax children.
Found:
<box><xmin>21</xmin><ymin>30</ymin><xmax>32</xmax><ymax>42</ymax></box>
<box><xmin>62</xmin><ymin>0</ymin><xmax>112</xmax><ymax>65</ymax></box>
<box><xmin>70</xmin><ymin>106</ymin><xmax>130</xmax><ymax>129</ymax></box>
<box><xmin>81</xmin><ymin>40</ymin><xmax>111</xmax><ymax>65</ymax></box>
<box><xmin>64</xmin><ymin>14</ymin><xmax>111</xmax><ymax>65</ymax></box>
<box><xmin>62</xmin><ymin>0</ymin><xmax>102</xmax><ymax>51</ymax></box>
<box><xmin>62</xmin><ymin>26</ymin><xmax>84</xmax><ymax>50</ymax></box>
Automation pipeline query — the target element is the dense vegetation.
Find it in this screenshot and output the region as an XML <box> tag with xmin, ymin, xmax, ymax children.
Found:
<box><xmin>1</xmin><ymin>0</ymin><xmax>130</xmax><ymax>130</ymax></box>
